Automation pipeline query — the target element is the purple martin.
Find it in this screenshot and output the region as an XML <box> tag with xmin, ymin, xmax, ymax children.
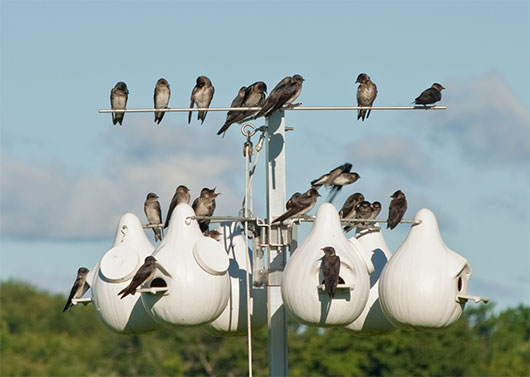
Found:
<box><xmin>354</xmin><ymin>200</ymin><xmax>373</xmax><ymax>228</ymax></box>
<box><xmin>192</xmin><ymin>187</ymin><xmax>221</xmax><ymax>232</ymax></box>
<box><xmin>387</xmin><ymin>190</ymin><xmax>407</xmax><ymax>230</ymax></box>
<box><xmin>272</xmin><ymin>188</ymin><xmax>320</xmax><ymax>224</ymax></box>
<box><xmin>413</xmin><ymin>83</ymin><xmax>445</xmax><ymax>106</ymax></box>
<box><xmin>370</xmin><ymin>201</ymin><xmax>382</xmax><ymax>220</ymax></box>
<box><xmin>321</xmin><ymin>246</ymin><xmax>341</xmax><ymax>299</ymax></box>
<box><xmin>340</xmin><ymin>192</ymin><xmax>365</xmax><ymax>232</ymax></box>
<box><xmin>217</xmin><ymin>86</ymin><xmax>247</xmax><ymax>136</ymax></box>
<box><xmin>253</xmin><ymin>75</ymin><xmax>304</xmax><ymax>119</ymax></box>
<box><xmin>63</xmin><ymin>267</ymin><xmax>90</xmax><ymax>312</ymax></box>
<box><xmin>311</xmin><ymin>163</ymin><xmax>353</xmax><ymax>190</ymax></box>
<box><xmin>164</xmin><ymin>185</ymin><xmax>190</xmax><ymax>228</ymax></box>
<box><xmin>327</xmin><ymin>172</ymin><xmax>360</xmax><ymax>203</ymax></box>
<box><xmin>110</xmin><ymin>81</ymin><xmax>129</xmax><ymax>126</ymax></box>
<box><xmin>356</xmin><ymin>73</ymin><xmax>377</xmax><ymax>121</ymax></box>
<box><xmin>144</xmin><ymin>193</ymin><xmax>163</xmax><ymax>242</ymax></box>
<box><xmin>154</xmin><ymin>78</ymin><xmax>171</xmax><ymax>124</ymax></box>
<box><xmin>118</xmin><ymin>256</ymin><xmax>157</xmax><ymax>299</ymax></box>
<box><xmin>188</xmin><ymin>76</ymin><xmax>215</xmax><ymax>124</ymax></box>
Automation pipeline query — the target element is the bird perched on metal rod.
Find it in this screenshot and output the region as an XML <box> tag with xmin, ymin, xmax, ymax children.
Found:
<box><xmin>188</xmin><ymin>76</ymin><xmax>214</xmax><ymax>124</ymax></box>
<box><xmin>110</xmin><ymin>81</ymin><xmax>129</xmax><ymax>126</ymax></box>
<box><xmin>63</xmin><ymin>267</ymin><xmax>90</xmax><ymax>312</ymax></box>
<box><xmin>413</xmin><ymin>83</ymin><xmax>445</xmax><ymax>106</ymax></box>
<box><xmin>118</xmin><ymin>256</ymin><xmax>158</xmax><ymax>299</ymax></box>
<box><xmin>321</xmin><ymin>246</ymin><xmax>341</xmax><ymax>299</ymax></box>
<box><xmin>154</xmin><ymin>78</ymin><xmax>171</xmax><ymax>124</ymax></box>
<box><xmin>387</xmin><ymin>190</ymin><xmax>407</xmax><ymax>230</ymax></box>
<box><xmin>253</xmin><ymin>74</ymin><xmax>304</xmax><ymax>119</ymax></box>
<box><xmin>164</xmin><ymin>185</ymin><xmax>190</xmax><ymax>228</ymax></box>
<box><xmin>144</xmin><ymin>193</ymin><xmax>163</xmax><ymax>241</ymax></box>
<box><xmin>339</xmin><ymin>192</ymin><xmax>365</xmax><ymax>232</ymax></box>
<box><xmin>272</xmin><ymin>188</ymin><xmax>320</xmax><ymax>224</ymax></box>
<box><xmin>356</xmin><ymin>73</ymin><xmax>377</xmax><ymax>121</ymax></box>
<box><xmin>192</xmin><ymin>187</ymin><xmax>221</xmax><ymax>232</ymax></box>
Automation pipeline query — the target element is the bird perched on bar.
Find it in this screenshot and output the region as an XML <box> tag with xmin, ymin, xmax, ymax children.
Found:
<box><xmin>110</xmin><ymin>81</ymin><xmax>129</xmax><ymax>126</ymax></box>
<box><xmin>413</xmin><ymin>83</ymin><xmax>445</xmax><ymax>106</ymax></box>
<box><xmin>340</xmin><ymin>192</ymin><xmax>365</xmax><ymax>232</ymax></box>
<box><xmin>63</xmin><ymin>267</ymin><xmax>90</xmax><ymax>312</ymax></box>
<box><xmin>164</xmin><ymin>185</ymin><xmax>190</xmax><ymax>228</ymax></box>
<box><xmin>192</xmin><ymin>187</ymin><xmax>221</xmax><ymax>232</ymax></box>
<box><xmin>253</xmin><ymin>74</ymin><xmax>304</xmax><ymax>119</ymax></box>
<box><xmin>321</xmin><ymin>246</ymin><xmax>341</xmax><ymax>299</ymax></box>
<box><xmin>217</xmin><ymin>81</ymin><xmax>268</xmax><ymax>136</ymax></box>
<box><xmin>356</xmin><ymin>73</ymin><xmax>377</xmax><ymax>121</ymax></box>
<box><xmin>354</xmin><ymin>200</ymin><xmax>374</xmax><ymax>228</ymax></box>
<box><xmin>144</xmin><ymin>193</ymin><xmax>163</xmax><ymax>241</ymax></box>
<box><xmin>272</xmin><ymin>188</ymin><xmax>320</xmax><ymax>224</ymax></box>
<box><xmin>154</xmin><ymin>78</ymin><xmax>171</xmax><ymax>124</ymax></box>
<box><xmin>118</xmin><ymin>256</ymin><xmax>158</xmax><ymax>299</ymax></box>
<box><xmin>188</xmin><ymin>76</ymin><xmax>215</xmax><ymax>124</ymax></box>
<box><xmin>387</xmin><ymin>190</ymin><xmax>407</xmax><ymax>230</ymax></box>
<box><xmin>370</xmin><ymin>201</ymin><xmax>382</xmax><ymax>222</ymax></box>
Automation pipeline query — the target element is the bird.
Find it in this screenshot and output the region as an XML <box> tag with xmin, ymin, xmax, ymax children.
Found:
<box><xmin>413</xmin><ymin>83</ymin><xmax>445</xmax><ymax>106</ymax></box>
<box><xmin>387</xmin><ymin>190</ymin><xmax>407</xmax><ymax>230</ymax></box>
<box><xmin>321</xmin><ymin>246</ymin><xmax>341</xmax><ymax>299</ymax></box>
<box><xmin>356</xmin><ymin>73</ymin><xmax>377</xmax><ymax>121</ymax></box>
<box><xmin>286</xmin><ymin>192</ymin><xmax>302</xmax><ymax>210</ymax></box>
<box><xmin>217</xmin><ymin>86</ymin><xmax>247</xmax><ymax>135</ymax></box>
<box><xmin>327</xmin><ymin>172</ymin><xmax>361</xmax><ymax>203</ymax></box>
<box><xmin>63</xmin><ymin>267</ymin><xmax>90</xmax><ymax>312</ymax></box>
<box><xmin>354</xmin><ymin>200</ymin><xmax>373</xmax><ymax>228</ymax></box>
<box><xmin>370</xmin><ymin>201</ymin><xmax>382</xmax><ymax>220</ymax></box>
<box><xmin>253</xmin><ymin>74</ymin><xmax>304</xmax><ymax>119</ymax></box>
<box><xmin>192</xmin><ymin>187</ymin><xmax>220</xmax><ymax>232</ymax></box>
<box><xmin>272</xmin><ymin>188</ymin><xmax>320</xmax><ymax>224</ymax></box>
<box><xmin>311</xmin><ymin>163</ymin><xmax>353</xmax><ymax>190</ymax></box>
<box><xmin>144</xmin><ymin>193</ymin><xmax>163</xmax><ymax>242</ymax></box>
<box><xmin>217</xmin><ymin>81</ymin><xmax>268</xmax><ymax>135</ymax></box>
<box><xmin>203</xmin><ymin>229</ymin><xmax>222</xmax><ymax>241</ymax></box>
<box><xmin>118</xmin><ymin>256</ymin><xmax>158</xmax><ymax>299</ymax></box>
<box><xmin>340</xmin><ymin>193</ymin><xmax>365</xmax><ymax>232</ymax></box>
<box><xmin>164</xmin><ymin>185</ymin><xmax>190</xmax><ymax>228</ymax></box>
<box><xmin>154</xmin><ymin>78</ymin><xmax>171</xmax><ymax>124</ymax></box>
<box><xmin>188</xmin><ymin>76</ymin><xmax>214</xmax><ymax>124</ymax></box>
<box><xmin>110</xmin><ymin>81</ymin><xmax>129</xmax><ymax>126</ymax></box>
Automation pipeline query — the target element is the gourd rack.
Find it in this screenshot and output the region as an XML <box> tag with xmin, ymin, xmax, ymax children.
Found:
<box><xmin>90</xmin><ymin>104</ymin><xmax>488</xmax><ymax>377</ymax></box>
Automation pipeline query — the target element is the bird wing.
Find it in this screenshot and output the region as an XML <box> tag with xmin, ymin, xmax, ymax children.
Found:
<box><xmin>188</xmin><ymin>86</ymin><xmax>197</xmax><ymax>124</ymax></box>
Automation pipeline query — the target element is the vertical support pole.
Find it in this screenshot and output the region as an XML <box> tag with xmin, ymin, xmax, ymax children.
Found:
<box><xmin>265</xmin><ymin>110</ymin><xmax>288</xmax><ymax>377</ymax></box>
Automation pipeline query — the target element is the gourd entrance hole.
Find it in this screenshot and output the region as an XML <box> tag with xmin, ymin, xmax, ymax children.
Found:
<box><xmin>457</xmin><ymin>277</ymin><xmax>463</xmax><ymax>292</ymax></box>
<box><xmin>150</xmin><ymin>278</ymin><xmax>167</xmax><ymax>288</ymax></box>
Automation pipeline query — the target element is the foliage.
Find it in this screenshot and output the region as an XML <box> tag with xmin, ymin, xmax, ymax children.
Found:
<box><xmin>0</xmin><ymin>280</ymin><xmax>528</xmax><ymax>376</ymax></box>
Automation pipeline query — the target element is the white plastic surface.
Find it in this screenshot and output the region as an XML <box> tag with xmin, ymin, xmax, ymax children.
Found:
<box><xmin>281</xmin><ymin>203</ymin><xmax>371</xmax><ymax>327</ymax></box>
<box><xmin>142</xmin><ymin>203</ymin><xmax>230</xmax><ymax>327</ymax></box>
<box><xmin>90</xmin><ymin>213</ymin><xmax>162</xmax><ymax>334</ymax></box>
<box><xmin>204</xmin><ymin>222</ymin><xmax>267</xmax><ymax>336</ymax></box>
<box><xmin>378</xmin><ymin>208</ymin><xmax>472</xmax><ymax>330</ymax></box>
<box><xmin>346</xmin><ymin>227</ymin><xmax>396</xmax><ymax>335</ymax></box>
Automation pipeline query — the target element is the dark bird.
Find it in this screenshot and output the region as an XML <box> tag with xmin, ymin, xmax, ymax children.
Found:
<box><xmin>144</xmin><ymin>193</ymin><xmax>163</xmax><ymax>241</ymax></box>
<box><xmin>192</xmin><ymin>187</ymin><xmax>221</xmax><ymax>232</ymax></box>
<box><xmin>370</xmin><ymin>201</ymin><xmax>382</xmax><ymax>220</ymax></box>
<box><xmin>311</xmin><ymin>163</ymin><xmax>353</xmax><ymax>190</ymax></box>
<box><xmin>321</xmin><ymin>246</ymin><xmax>341</xmax><ymax>299</ymax></box>
<box><xmin>413</xmin><ymin>83</ymin><xmax>445</xmax><ymax>106</ymax></box>
<box><xmin>217</xmin><ymin>86</ymin><xmax>247</xmax><ymax>135</ymax></box>
<box><xmin>340</xmin><ymin>193</ymin><xmax>365</xmax><ymax>232</ymax></box>
<box><xmin>154</xmin><ymin>78</ymin><xmax>171</xmax><ymax>124</ymax></box>
<box><xmin>118</xmin><ymin>256</ymin><xmax>157</xmax><ymax>299</ymax></box>
<box><xmin>387</xmin><ymin>190</ymin><xmax>407</xmax><ymax>230</ymax></box>
<box><xmin>188</xmin><ymin>76</ymin><xmax>214</xmax><ymax>124</ymax></box>
<box><xmin>164</xmin><ymin>185</ymin><xmax>191</xmax><ymax>228</ymax></box>
<box><xmin>110</xmin><ymin>81</ymin><xmax>129</xmax><ymax>126</ymax></box>
<box><xmin>253</xmin><ymin>74</ymin><xmax>304</xmax><ymax>119</ymax></box>
<box><xmin>354</xmin><ymin>200</ymin><xmax>373</xmax><ymax>228</ymax></box>
<box><xmin>63</xmin><ymin>267</ymin><xmax>90</xmax><ymax>312</ymax></box>
<box><xmin>272</xmin><ymin>188</ymin><xmax>320</xmax><ymax>224</ymax></box>
<box><xmin>356</xmin><ymin>73</ymin><xmax>377</xmax><ymax>121</ymax></box>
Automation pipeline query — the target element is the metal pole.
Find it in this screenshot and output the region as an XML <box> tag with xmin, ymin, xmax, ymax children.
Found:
<box><xmin>265</xmin><ymin>110</ymin><xmax>288</xmax><ymax>377</ymax></box>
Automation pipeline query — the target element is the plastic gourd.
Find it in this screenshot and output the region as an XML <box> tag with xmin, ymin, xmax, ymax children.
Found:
<box><xmin>345</xmin><ymin>226</ymin><xmax>396</xmax><ymax>335</ymax></box>
<box><xmin>90</xmin><ymin>213</ymin><xmax>163</xmax><ymax>334</ymax></box>
<box><xmin>378</xmin><ymin>208</ymin><xmax>484</xmax><ymax>330</ymax></box>
<box><xmin>141</xmin><ymin>203</ymin><xmax>231</xmax><ymax>327</ymax></box>
<box><xmin>281</xmin><ymin>203</ymin><xmax>371</xmax><ymax>327</ymax></box>
<box><xmin>203</xmin><ymin>222</ymin><xmax>267</xmax><ymax>336</ymax></box>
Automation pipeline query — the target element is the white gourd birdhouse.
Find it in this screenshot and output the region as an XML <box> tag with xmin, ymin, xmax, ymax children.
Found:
<box><xmin>281</xmin><ymin>203</ymin><xmax>371</xmax><ymax>327</ymax></box>
<box><xmin>90</xmin><ymin>213</ymin><xmax>163</xmax><ymax>334</ymax></box>
<box><xmin>378</xmin><ymin>208</ymin><xmax>487</xmax><ymax>330</ymax></box>
<box><xmin>203</xmin><ymin>222</ymin><xmax>267</xmax><ymax>336</ymax></box>
<box><xmin>345</xmin><ymin>226</ymin><xmax>396</xmax><ymax>335</ymax></box>
<box><xmin>141</xmin><ymin>203</ymin><xmax>231</xmax><ymax>327</ymax></box>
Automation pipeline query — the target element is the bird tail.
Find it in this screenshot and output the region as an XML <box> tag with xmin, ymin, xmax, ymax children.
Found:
<box><xmin>327</xmin><ymin>186</ymin><xmax>341</xmax><ymax>203</ymax></box>
<box><xmin>63</xmin><ymin>301</ymin><xmax>72</xmax><ymax>312</ymax></box>
<box><xmin>154</xmin><ymin>228</ymin><xmax>162</xmax><ymax>242</ymax></box>
<box><xmin>271</xmin><ymin>210</ymin><xmax>293</xmax><ymax>224</ymax></box>
<box><xmin>217</xmin><ymin>121</ymin><xmax>231</xmax><ymax>136</ymax></box>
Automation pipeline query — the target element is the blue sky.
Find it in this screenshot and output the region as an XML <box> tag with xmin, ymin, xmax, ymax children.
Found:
<box><xmin>1</xmin><ymin>0</ymin><xmax>529</xmax><ymax>312</ymax></box>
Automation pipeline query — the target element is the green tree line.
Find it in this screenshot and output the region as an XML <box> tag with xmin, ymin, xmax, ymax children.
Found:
<box><xmin>1</xmin><ymin>280</ymin><xmax>528</xmax><ymax>376</ymax></box>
